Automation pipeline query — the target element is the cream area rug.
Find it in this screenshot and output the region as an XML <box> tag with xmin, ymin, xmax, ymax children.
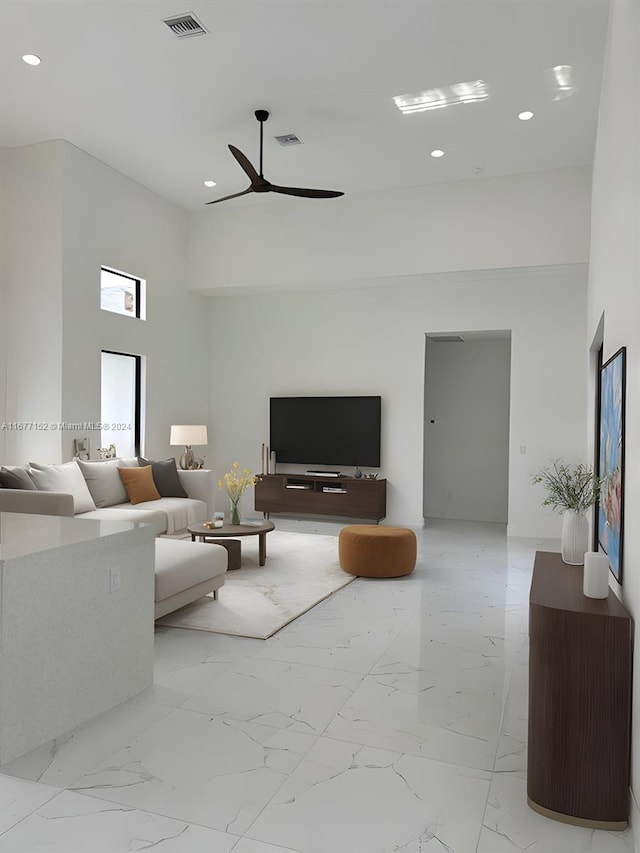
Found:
<box><xmin>156</xmin><ymin>530</ymin><xmax>354</xmax><ymax>639</ymax></box>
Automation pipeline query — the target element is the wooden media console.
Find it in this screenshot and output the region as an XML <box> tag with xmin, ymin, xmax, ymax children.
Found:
<box><xmin>254</xmin><ymin>473</ymin><xmax>386</xmax><ymax>521</ymax></box>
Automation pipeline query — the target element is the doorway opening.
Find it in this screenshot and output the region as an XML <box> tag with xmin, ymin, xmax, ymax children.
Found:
<box><xmin>423</xmin><ymin>330</ymin><xmax>512</xmax><ymax>523</ymax></box>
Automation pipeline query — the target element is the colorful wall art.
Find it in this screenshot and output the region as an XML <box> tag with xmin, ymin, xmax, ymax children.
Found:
<box><xmin>597</xmin><ymin>346</ymin><xmax>626</xmax><ymax>583</ymax></box>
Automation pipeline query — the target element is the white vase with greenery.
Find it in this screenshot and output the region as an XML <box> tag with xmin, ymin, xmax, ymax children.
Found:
<box><xmin>532</xmin><ymin>460</ymin><xmax>605</xmax><ymax>565</ymax></box>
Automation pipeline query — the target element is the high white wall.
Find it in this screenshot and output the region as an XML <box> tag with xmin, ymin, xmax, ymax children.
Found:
<box><xmin>587</xmin><ymin>0</ymin><xmax>640</xmax><ymax>827</ymax></box>
<box><xmin>59</xmin><ymin>142</ymin><xmax>211</xmax><ymax>463</ymax></box>
<box><xmin>0</xmin><ymin>140</ymin><xmax>211</xmax><ymax>466</ymax></box>
<box><xmin>0</xmin><ymin>148</ymin><xmax>8</xmax><ymax>461</ymax></box>
<box><xmin>2</xmin><ymin>142</ymin><xmax>64</xmax><ymax>462</ymax></box>
<box><xmin>424</xmin><ymin>337</ymin><xmax>511</xmax><ymax>523</ymax></box>
<box><xmin>188</xmin><ymin>166</ymin><xmax>591</xmax><ymax>293</ymax></box>
<box><xmin>207</xmin><ymin>265</ymin><xmax>587</xmax><ymax>534</ymax></box>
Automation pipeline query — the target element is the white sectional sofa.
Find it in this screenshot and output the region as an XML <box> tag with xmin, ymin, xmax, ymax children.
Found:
<box><xmin>0</xmin><ymin>459</ymin><xmax>228</xmax><ymax>618</ymax></box>
<box><xmin>0</xmin><ymin>458</ymin><xmax>210</xmax><ymax>534</ymax></box>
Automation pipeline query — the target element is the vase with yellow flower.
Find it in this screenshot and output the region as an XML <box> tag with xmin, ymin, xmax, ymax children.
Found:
<box><xmin>218</xmin><ymin>462</ymin><xmax>258</xmax><ymax>524</ymax></box>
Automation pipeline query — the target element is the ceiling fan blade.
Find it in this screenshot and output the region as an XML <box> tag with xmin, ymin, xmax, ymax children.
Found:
<box><xmin>205</xmin><ymin>187</ymin><xmax>254</xmax><ymax>205</ymax></box>
<box><xmin>228</xmin><ymin>145</ymin><xmax>261</xmax><ymax>184</ymax></box>
<box><xmin>268</xmin><ymin>184</ymin><xmax>344</xmax><ymax>199</ymax></box>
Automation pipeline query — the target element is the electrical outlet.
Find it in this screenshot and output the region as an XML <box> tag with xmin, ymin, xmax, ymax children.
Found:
<box><xmin>109</xmin><ymin>568</ymin><xmax>121</xmax><ymax>593</ymax></box>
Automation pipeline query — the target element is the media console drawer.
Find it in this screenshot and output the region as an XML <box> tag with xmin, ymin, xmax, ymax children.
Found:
<box><xmin>255</xmin><ymin>474</ymin><xmax>386</xmax><ymax>521</ymax></box>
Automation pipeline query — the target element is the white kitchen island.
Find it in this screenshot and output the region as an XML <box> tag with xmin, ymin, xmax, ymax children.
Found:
<box><xmin>0</xmin><ymin>512</ymin><xmax>155</xmax><ymax>764</ymax></box>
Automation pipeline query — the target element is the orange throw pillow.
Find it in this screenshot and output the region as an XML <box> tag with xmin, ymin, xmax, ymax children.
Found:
<box><xmin>117</xmin><ymin>465</ymin><xmax>161</xmax><ymax>505</ymax></box>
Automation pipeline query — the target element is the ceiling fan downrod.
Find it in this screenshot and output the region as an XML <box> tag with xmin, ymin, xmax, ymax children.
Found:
<box><xmin>254</xmin><ymin>109</ymin><xmax>269</xmax><ymax>178</ymax></box>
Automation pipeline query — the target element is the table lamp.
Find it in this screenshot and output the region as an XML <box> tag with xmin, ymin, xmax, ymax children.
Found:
<box><xmin>170</xmin><ymin>425</ymin><xmax>208</xmax><ymax>470</ymax></box>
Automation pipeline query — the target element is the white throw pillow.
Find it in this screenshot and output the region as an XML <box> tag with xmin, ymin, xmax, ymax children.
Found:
<box><xmin>28</xmin><ymin>460</ymin><xmax>97</xmax><ymax>514</ymax></box>
<box><xmin>117</xmin><ymin>458</ymin><xmax>140</xmax><ymax>468</ymax></box>
<box><xmin>76</xmin><ymin>458</ymin><xmax>129</xmax><ymax>508</ymax></box>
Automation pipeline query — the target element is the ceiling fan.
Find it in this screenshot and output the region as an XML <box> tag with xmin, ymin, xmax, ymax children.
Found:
<box><xmin>206</xmin><ymin>110</ymin><xmax>344</xmax><ymax>205</ymax></box>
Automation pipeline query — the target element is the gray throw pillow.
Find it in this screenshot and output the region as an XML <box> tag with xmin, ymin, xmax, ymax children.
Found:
<box><xmin>76</xmin><ymin>458</ymin><xmax>129</xmax><ymax>507</ymax></box>
<box><xmin>28</xmin><ymin>461</ymin><xmax>97</xmax><ymax>514</ymax></box>
<box><xmin>0</xmin><ymin>465</ymin><xmax>37</xmax><ymax>490</ymax></box>
<box><xmin>138</xmin><ymin>457</ymin><xmax>188</xmax><ymax>498</ymax></box>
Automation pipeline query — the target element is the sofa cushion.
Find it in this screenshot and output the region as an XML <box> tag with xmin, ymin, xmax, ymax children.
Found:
<box><xmin>118</xmin><ymin>466</ymin><xmax>161</xmax><ymax>505</ymax></box>
<box><xmin>138</xmin><ymin>456</ymin><xmax>188</xmax><ymax>498</ymax></box>
<box><xmin>79</xmin><ymin>506</ymin><xmax>169</xmax><ymax>535</ymax></box>
<box><xmin>124</xmin><ymin>497</ymin><xmax>206</xmax><ymax>534</ymax></box>
<box><xmin>77</xmin><ymin>458</ymin><xmax>129</xmax><ymax>507</ymax></box>
<box><xmin>28</xmin><ymin>461</ymin><xmax>97</xmax><ymax>514</ymax></box>
<box><xmin>154</xmin><ymin>538</ymin><xmax>227</xmax><ymax>602</ymax></box>
<box><xmin>78</xmin><ymin>497</ymin><xmax>207</xmax><ymax>535</ymax></box>
<box><xmin>0</xmin><ymin>465</ymin><xmax>37</xmax><ymax>490</ymax></box>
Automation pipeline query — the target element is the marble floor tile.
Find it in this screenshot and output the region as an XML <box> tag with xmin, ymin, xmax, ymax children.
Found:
<box><xmin>0</xmin><ymin>700</ymin><xmax>171</xmax><ymax>788</ymax></box>
<box><xmin>0</xmin><ymin>789</ymin><xmax>239</xmax><ymax>852</ymax></box>
<box><xmin>321</xmin><ymin>572</ymin><xmax>424</xmax><ymax>609</ymax></box>
<box><xmin>494</xmin><ymin>646</ymin><xmax>529</xmax><ymax>776</ymax></box>
<box><xmin>130</xmin><ymin>657</ymin><xmax>236</xmax><ymax>709</ymax></box>
<box><xmin>182</xmin><ymin>657</ymin><xmax>362</xmax><ymax>734</ymax></box>
<box><xmin>232</xmin><ymin>841</ymin><xmax>302</xmax><ymax>853</ymax></box>
<box><xmin>251</xmin><ymin>603</ymin><xmax>413</xmax><ymax>674</ymax></box>
<box><xmin>0</xmin><ymin>519</ymin><xmax>631</xmax><ymax>853</ymax></box>
<box><xmin>130</xmin><ymin>628</ymin><xmax>272</xmax><ymax>709</ymax></box>
<box><xmin>478</xmin><ymin>773</ymin><xmax>634</xmax><ymax>852</ymax></box>
<box><xmin>247</xmin><ymin>737</ymin><xmax>490</xmax><ymax>853</ymax></box>
<box><xmin>373</xmin><ymin>610</ymin><xmax>521</xmax><ymax>678</ymax></box>
<box><xmin>494</xmin><ymin>732</ymin><xmax>527</xmax><ymax>777</ymax></box>
<box><xmin>153</xmin><ymin>625</ymin><xmax>266</xmax><ymax>669</ymax></box>
<box><xmin>422</xmin><ymin>601</ymin><xmax>525</xmax><ymax>642</ymax></box>
<box><xmin>325</xmin><ymin>667</ymin><xmax>501</xmax><ymax>770</ymax></box>
<box><xmin>0</xmin><ymin>773</ymin><xmax>61</xmax><ymax>833</ymax></box>
<box><xmin>417</xmin><ymin>575</ymin><xmax>531</xmax><ymax>609</ymax></box>
<box><xmin>71</xmin><ymin>709</ymin><xmax>317</xmax><ymax>834</ymax></box>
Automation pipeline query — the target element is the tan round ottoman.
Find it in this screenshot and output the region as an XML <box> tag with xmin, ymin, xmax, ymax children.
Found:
<box><xmin>339</xmin><ymin>525</ymin><xmax>417</xmax><ymax>578</ymax></box>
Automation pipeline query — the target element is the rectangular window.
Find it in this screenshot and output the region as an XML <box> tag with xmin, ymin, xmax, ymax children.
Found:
<box><xmin>100</xmin><ymin>267</ymin><xmax>145</xmax><ymax>319</ymax></box>
<box><xmin>101</xmin><ymin>350</ymin><xmax>141</xmax><ymax>458</ymax></box>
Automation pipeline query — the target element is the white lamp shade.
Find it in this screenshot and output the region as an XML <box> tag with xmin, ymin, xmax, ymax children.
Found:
<box><xmin>170</xmin><ymin>425</ymin><xmax>208</xmax><ymax>446</ymax></box>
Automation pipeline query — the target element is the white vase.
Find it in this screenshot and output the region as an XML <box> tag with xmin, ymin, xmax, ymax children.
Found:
<box><xmin>583</xmin><ymin>551</ymin><xmax>610</xmax><ymax>598</ymax></box>
<box><xmin>561</xmin><ymin>509</ymin><xmax>589</xmax><ymax>565</ymax></box>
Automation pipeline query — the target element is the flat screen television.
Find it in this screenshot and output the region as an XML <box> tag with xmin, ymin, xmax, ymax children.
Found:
<box><xmin>270</xmin><ymin>396</ymin><xmax>381</xmax><ymax>467</ymax></box>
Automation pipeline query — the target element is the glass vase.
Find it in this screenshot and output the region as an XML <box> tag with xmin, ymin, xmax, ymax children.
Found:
<box><xmin>229</xmin><ymin>496</ymin><xmax>241</xmax><ymax>525</ymax></box>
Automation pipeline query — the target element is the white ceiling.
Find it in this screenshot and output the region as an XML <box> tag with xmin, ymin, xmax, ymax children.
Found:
<box><xmin>0</xmin><ymin>0</ymin><xmax>610</xmax><ymax>212</ymax></box>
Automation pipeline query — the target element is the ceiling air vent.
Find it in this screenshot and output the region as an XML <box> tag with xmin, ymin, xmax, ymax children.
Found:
<box><xmin>431</xmin><ymin>335</ymin><xmax>465</xmax><ymax>343</ymax></box>
<box><xmin>163</xmin><ymin>13</ymin><xmax>208</xmax><ymax>38</ymax></box>
<box><xmin>274</xmin><ymin>134</ymin><xmax>303</xmax><ymax>146</ymax></box>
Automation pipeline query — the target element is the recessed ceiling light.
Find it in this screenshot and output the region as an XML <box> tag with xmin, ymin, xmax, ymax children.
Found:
<box><xmin>430</xmin><ymin>149</ymin><xmax>445</xmax><ymax>158</ymax></box>
<box><xmin>518</xmin><ymin>110</ymin><xmax>534</xmax><ymax>121</ymax></box>
<box><xmin>203</xmin><ymin>180</ymin><xmax>216</xmax><ymax>187</ymax></box>
<box><xmin>393</xmin><ymin>79</ymin><xmax>489</xmax><ymax>115</ymax></box>
<box><xmin>546</xmin><ymin>64</ymin><xmax>578</xmax><ymax>100</ymax></box>
<box><xmin>22</xmin><ymin>54</ymin><xmax>41</xmax><ymax>66</ymax></box>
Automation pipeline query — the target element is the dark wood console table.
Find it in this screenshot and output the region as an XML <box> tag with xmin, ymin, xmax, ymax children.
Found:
<box><xmin>254</xmin><ymin>473</ymin><xmax>386</xmax><ymax>521</ymax></box>
<box><xmin>528</xmin><ymin>550</ymin><xmax>633</xmax><ymax>829</ymax></box>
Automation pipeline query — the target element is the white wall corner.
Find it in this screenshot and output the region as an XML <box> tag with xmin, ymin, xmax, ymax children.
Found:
<box><xmin>630</xmin><ymin>786</ymin><xmax>640</xmax><ymax>852</ymax></box>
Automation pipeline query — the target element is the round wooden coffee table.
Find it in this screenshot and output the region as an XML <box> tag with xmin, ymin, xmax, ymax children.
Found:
<box><xmin>188</xmin><ymin>520</ymin><xmax>275</xmax><ymax>567</ymax></box>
